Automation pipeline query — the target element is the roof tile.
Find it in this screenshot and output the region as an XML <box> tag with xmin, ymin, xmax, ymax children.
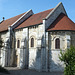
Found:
<box><xmin>47</xmin><ymin>13</ymin><xmax>75</xmax><ymax>31</ymax></box>
<box><xmin>16</xmin><ymin>8</ymin><xmax>53</xmax><ymax>29</ymax></box>
<box><xmin>0</xmin><ymin>13</ymin><xmax>25</xmax><ymax>32</ymax></box>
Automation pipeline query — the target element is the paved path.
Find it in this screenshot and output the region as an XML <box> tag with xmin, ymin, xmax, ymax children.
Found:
<box><xmin>0</xmin><ymin>67</ymin><xmax>63</xmax><ymax>75</ymax></box>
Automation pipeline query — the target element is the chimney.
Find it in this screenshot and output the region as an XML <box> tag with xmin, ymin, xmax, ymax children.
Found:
<box><xmin>0</xmin><ymin>17</ymin><xmax>5</xmax><ymax>24</ymax></box>
<box><xmin>3</xmin><ymin>17</ymin><xmax>5</xmax><ymax>21</ymax></box>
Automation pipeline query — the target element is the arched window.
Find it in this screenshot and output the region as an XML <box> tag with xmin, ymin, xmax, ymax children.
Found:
<box><xmin>17</xmin><ymin>40</ymin><xmax>20</xmax><ymax>48</ymax></box>
<box><xmin>31</xmin><ymin>38</ymin><xmax>34</xmax><ymax>47</ymax></box>
<box><xmin>55</xmin><ymin>38</ymin><xmax>60</xmax><ymax>49</ymax></box>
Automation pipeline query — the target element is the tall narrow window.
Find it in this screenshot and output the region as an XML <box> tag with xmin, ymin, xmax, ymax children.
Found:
<box><xmin>55</xmin><ymin>38</ymin><xmax>60</xmax><ymax>49</ymax></box>
<box><xmin>31</xmin><ymin>38</ymin><xmax>34</xmax><ymax>47</ymax></box>
<box><xmin>17</xmin><ymin>40</ymin><xmax>20</xmax><ymax>48</ymax></box>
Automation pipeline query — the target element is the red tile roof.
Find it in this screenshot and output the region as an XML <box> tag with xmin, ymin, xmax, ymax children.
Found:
<box><xmin>47</xmin><ymin>13</ymin><xmax>75</xmax><ymax>31</ymax></box>
<box><xmin>16</xmin><ymin>8</ymin><xmax>53</xmax><ymax>29</ymax></box>
<box><xmin>0</xmin><ymin>13</ymin><xmax>25</xmax><ymax>32</ymax></box>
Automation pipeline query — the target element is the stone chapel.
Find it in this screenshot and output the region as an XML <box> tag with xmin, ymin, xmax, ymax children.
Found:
<box><xmin>0</xmin><ymin>2</ymin><xmax>75</xmax><ymax>72</ymax></box>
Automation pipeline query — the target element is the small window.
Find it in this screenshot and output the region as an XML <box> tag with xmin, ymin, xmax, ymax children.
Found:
<box><xmin>17</xmin><ymin>40</ymin><xmax>20</xmax><ymax>48</ymax></box>
<box><xmin>31</xmin><ymin>38</ymin><xmax>34</xmax><ymax>47</ymax></box>
<box><xmin>55</xmin><ymin>38</ymin><xmax>60</xmax><ymax>49</ymax></box>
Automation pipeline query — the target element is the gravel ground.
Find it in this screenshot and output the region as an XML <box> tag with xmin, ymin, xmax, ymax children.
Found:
<box><xmin>0</xmin><ymin>67</ymin><xmax>63</xmax><ymax>75</ymax></box>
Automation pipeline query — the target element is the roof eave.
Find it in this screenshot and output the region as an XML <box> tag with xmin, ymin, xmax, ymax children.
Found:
<box><xmin>14</xmin><ymin>23</ymin><xmax>43</xmax><ymax>31</ymax></box>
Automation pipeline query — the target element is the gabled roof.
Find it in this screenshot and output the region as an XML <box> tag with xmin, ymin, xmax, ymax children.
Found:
<box><xmin>0</xmin><ymin>13</ymin><xmax>25</xmax><ymax>32</ymax></box>
<box><xmin>47</xmin><ymin>13</ymin><xmax>75</xmax><ymax>31</ymax></box>
<box><xmin>16</xmin><ymin>8</ymin><xmax>53</xmax><ymax>29</ymax></box>
<box><xmin>0</xmin><ymin>8</ymin><xmax>53</xmax><ymax>32</ymax></box>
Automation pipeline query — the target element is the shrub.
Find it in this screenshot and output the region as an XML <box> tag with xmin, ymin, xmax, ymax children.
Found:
<box><xmin>59</xmin><ymin>46</ymin><xmax>75</xmax><ymax>75</ymax></box>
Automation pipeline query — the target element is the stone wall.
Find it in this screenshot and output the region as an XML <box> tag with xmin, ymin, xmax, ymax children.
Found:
<box><xmin>48</xmin><ymin>31</ymin><xmax>71</xmax><ymax>72</ymax></box>
<box><xmin>14</xmin><ymin>24</ymin><xmax>45</xmax><ymax>70</ymax></box>
<box><xmin>49</xmin><ymin>31</ymin><xmax>66</xmax><ymax>50</ymax></box>
<box><xmin>70</xmin><ymin>31</ymin><xmax>75</xmax><ymax>46</ymax></box>
<box><xmin>14</xmin><ymin>24</ymin><xmax>45</xmax><ymax>71</ymax></box>
<box><xmin>0</xmin><ymin>32</ymin><xmax>9</xmax><ymax>67</ymax></box>
<box><xmin>29</xmin><ymin>24</ymin><xmax>44</xmax><ymax>71</ymax></box>
<box><xmin>15</xmin><ymin>29</ymin><xmax>23</xmax><ymax>67</ymax></box>
<box><xmin>0</xmin><ymin>31</ymin><xmax>7</xmax><ymax>66</ymax></box>
<box><xmin>15</xmin><ymin>29</ymin><xmax>23</xmax><ymax>49</ymax></box>
<box><xmin>20</xmin><ymin>28</ymin><xmax>29</xmax><ymax>69</ymax></box>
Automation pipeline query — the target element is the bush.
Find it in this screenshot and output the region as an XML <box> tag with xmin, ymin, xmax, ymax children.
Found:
<box><xmin>0</xmin><ymin>66</ymin><xmax>9</xmax><ymax>74</ymax></box>
<box><xmin>59</xmin><ymin>46</ymin><xmax>75</xmax><ymax>75</ymax></box>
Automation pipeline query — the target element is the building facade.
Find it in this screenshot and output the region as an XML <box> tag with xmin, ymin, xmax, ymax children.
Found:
<box><xmin>0</xmin><ymin>2</ymin><xmax>75</xmax><ymax>72</ymax></box>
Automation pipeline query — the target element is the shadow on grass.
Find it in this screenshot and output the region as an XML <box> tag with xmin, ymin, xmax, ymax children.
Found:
<box><xmin>8</xmin><ymin>69</ymin><xmax>63</xmax><ymax>75</ymax></box>
<box><xmin>0</xmin><ymin>66</ymin><xmax>10</xmax><ymax>74</ymax></box>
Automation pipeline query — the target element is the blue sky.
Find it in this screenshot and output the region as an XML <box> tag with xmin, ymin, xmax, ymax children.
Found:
<box><xmin>0</xmin><ymin>0</ymin><xmax>75</xmax><ymax>22</ymax></box>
